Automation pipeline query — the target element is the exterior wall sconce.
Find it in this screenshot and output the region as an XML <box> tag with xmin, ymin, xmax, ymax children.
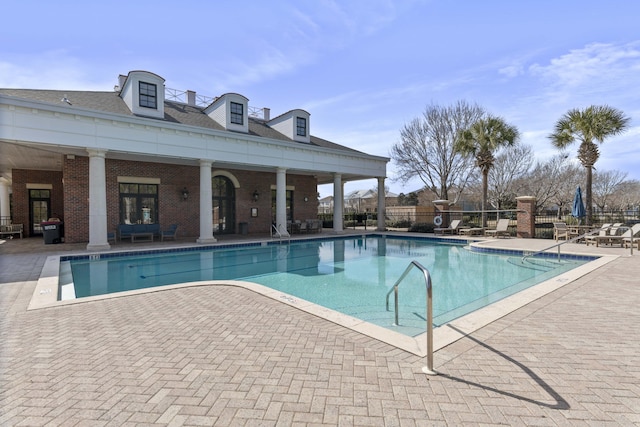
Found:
<box><xmin>253</xmin><ymin>190</ymin><xmax>259</xmax><ymax>201</ymax></box>
<box><xmin>304</xmin><ymin>196</ymin><xmax>309</xmax><ymax>202</ymax></box>
<box><xmin>181</xmin><ymin>187</ymin><xmax>189</xmax><ymax>200</ymax></box>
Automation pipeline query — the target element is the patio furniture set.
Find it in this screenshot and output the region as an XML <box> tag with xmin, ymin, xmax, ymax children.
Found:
<box><xmin>554</xmin><ymin>222</ymin><xmax>640</xmax><ymax>249</ymax></box>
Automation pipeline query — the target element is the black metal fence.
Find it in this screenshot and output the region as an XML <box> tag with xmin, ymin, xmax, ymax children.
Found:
<box><xmin>318</xmin><ymin>209</ymin><xmax>639</xmax><ymax>239</ymax></box>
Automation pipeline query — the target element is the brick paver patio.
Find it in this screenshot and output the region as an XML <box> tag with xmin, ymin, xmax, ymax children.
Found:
<box><xmin>1</xmin><ymin>236</ymin><xmax>639</xmax><ymax>426</ymax></box>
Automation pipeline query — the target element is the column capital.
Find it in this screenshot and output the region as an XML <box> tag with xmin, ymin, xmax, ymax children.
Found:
<box><xmin>199</xmin><ymin>159</ymin><xmax>213</xmax><ymax>167</ymax></box>
<box><xmin>86</xmin><ymin>148</ymin><xmax>107</xmax><ymax>158</ymax></box>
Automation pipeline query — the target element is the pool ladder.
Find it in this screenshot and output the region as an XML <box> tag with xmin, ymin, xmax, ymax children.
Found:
<box><xmin>271</xmin><ymin>224</ymin><xmax>290</xmax><ymax>243</ymax></box>
<box><xmin>385</xmin><ymin>260</ymin><xmax>436</xmax><ymax>375</ymax></box>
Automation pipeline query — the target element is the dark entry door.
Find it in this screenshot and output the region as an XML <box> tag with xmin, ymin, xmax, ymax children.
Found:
<box><xmin>212</xmin><ymin>176</ymin><xmax>235</xmax><ymax>234</ymax></box>
<box><xmin>29</xmin><ymin>189</ymin><xmax>51</xmax><ymax>236</ymax></box>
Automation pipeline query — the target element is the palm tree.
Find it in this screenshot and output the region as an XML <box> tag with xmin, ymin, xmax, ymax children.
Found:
<box><xmin>455</xmin><ymin>116</ymin><xmax>520</xmax><ymax>227</ymax></box>
<box><xmin>549</xmin><ymin>105</ymin><xmax>630</xmax><ymax>225</ymax></box>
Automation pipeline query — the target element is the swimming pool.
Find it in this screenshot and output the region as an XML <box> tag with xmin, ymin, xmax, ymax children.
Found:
<box><xmin>61</xmin><ymin>235</ymin><xmax>592</xmax><ymax>337</ymax></box>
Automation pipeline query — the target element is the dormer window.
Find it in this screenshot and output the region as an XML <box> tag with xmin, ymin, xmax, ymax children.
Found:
<box><xmin>268</xmin><ymin>109</ymin><xmax>310</xmax><ymax>143</ymax></box>
<box><xmin>139</xmin><ymin>82</ymin><xmax>157</xmax><ymax>109</ymax></box>
<box><xmin>230</xmin><ymin>102</ymin><xmax>243</xmax><ymax>125</ymax></box>
<box><xmin>204</xmin><ymin>93</ymin><xmax>249</xmax><ymax>133</ymax></box>
<box><xmin>296</xmin><ymin>117</ymin><xmax>307</xmax><ymax>137</ymax></box>
<box><xmin>119</xmin><ymin>71</ymin><xmax>165</xmax><ymax>119</ymax></box>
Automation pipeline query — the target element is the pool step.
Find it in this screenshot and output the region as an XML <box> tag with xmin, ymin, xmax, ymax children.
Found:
<box><xmin>339</xmin><ymin>304</ymin><xmax>428</xmax><ymax>337</ymax></box>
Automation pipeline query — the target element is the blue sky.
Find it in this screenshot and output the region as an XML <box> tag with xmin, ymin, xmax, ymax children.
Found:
<box><xmin>2</xmin><ymin>0</ymin><xmax>639</xmax><ymax>198</ymax></box>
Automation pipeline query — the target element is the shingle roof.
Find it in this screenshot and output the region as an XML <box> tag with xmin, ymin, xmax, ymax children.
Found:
<box><xmin>0</xmin><ymin>88</ymin><xmax>363</xmax><ymax>154</ymax></box>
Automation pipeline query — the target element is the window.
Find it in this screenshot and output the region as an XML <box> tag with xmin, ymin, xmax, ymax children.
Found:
<box><xmin>139</xmin><ymin>82</ymin><xmax>157</xmax><ymax>109</ymax></box>
<box><xmin>296</xmin><ymin>117</ymin><xmax>307</xmax><ymax>137</ymax></box>
<box><xmin>119</xmin><ymin>183</ymin><xmax>158</xmax><ymax>224</ymax></box>
<box><xmin>230</xmin><ymin>102</ymin><xmax>244</xmax><ymax>125</ymax></box>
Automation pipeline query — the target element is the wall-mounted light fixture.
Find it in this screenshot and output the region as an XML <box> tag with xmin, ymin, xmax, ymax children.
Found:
<box><xmin>253</xmin><ymin>190</ymin><xmax>260</xmax><ymax>202</ymax></box>
<box><xmin>304</xmin><ymin>196</ymin><xmax>309</xmax><ymax>202</ymax></box>
<box><xmin>181</xmin><ymin>187</ymin><xmax>189</xmax><ymax>200</ymax></box>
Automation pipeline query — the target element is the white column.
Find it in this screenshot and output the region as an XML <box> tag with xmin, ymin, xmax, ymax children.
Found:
<box><xmin>0</xmin><ymin>177</ymin><xmax>10</xmax><ymax>224</ymax></box>
<box><xmin>276</xmin><ymin>167</ymin><xmax>289</xmax><ymax>236</ymax></box>
<box><xmin>377</xmin><ymin>176</ymin><xmax>386</xmax><ymax>231</ymax></box>
<box><xmin>197</xmin><ymin>159</ymin><xmax>217</xmax><ymax>244</ymax></box>
<box><xmin>333</xmin><ymin>173</ymin><xmax>343</xmax><ymax>233</ymax></box>
<box><xmin>86</xmin><ymin>149</ymin><xmax>110</xmax><ymax>251</ymax></box>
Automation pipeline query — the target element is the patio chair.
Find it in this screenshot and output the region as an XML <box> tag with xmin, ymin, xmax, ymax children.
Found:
<box><xmin>434</xmin><ymin>219</ymin><xmax>464</xmax><ymax>235</ymax></box>
<box><xmin>160</xmin><ymin>224</ymin><xmax>178</xmax><ymax>241</ymax></box>
<box><xmin>553</xmin><ymin>222</ymin><xmax>571</xmax><ymax>241</ymax></box>
<box><xmin>484</xmin><ymin>219</ymin><xmax>511</xmax><ymax>238</ymax></box>
<box><xmin>307</xmin><ymin>220</ymin><xmax>320</xmax><ymax>233</ymax></box>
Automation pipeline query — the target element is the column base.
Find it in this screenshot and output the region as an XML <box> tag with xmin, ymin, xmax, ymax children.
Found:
<box><xmin>197</xmin><ymin>237</ymin><xmax>217</xmax><ymax>244</ymax></box>
<box><xmin>86</xmin><ymin>243</ymin><xmax>111</xmax><ymax>251</ymax></box>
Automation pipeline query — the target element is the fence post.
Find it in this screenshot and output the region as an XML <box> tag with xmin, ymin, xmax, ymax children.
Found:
<box><xmin>432</xmin><ymin>200</ymin><xmax>451</xmax><ymax>228</ymax></box>
<box><xmin>516</xmin><ymin>196</ymin><xmax>536</xmax><ymax>238</ymax></box>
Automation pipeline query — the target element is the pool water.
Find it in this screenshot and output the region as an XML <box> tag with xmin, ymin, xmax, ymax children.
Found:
<box><xmin>65</xmin><ymin>236</ymin><xmax>588</xmax><ymax>337</ymax></box>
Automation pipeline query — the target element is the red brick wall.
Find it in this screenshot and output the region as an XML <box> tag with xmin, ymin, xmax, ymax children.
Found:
<box><xmin>237</xmin><ymin>171</ymin><xmax>318</xmax><ymax>233</ymax></box>
<box><xmin>63</xmin><ymin>156</ymin><xmax>89</xmax><ymax>242</ymax></box>
<box><xmin>11</xmin><ymin>169</ymin><xmax>64</xmax><ymax>238</ymax></box>
<box><xmin>516</xmin><ymin>196</ymin><xmax>536</xmax><ymax>238</ymax></box>
<box><xmin>57</xmin><ymin>156</ymin><xmax>320</xmax><ymax>242</ymax></box>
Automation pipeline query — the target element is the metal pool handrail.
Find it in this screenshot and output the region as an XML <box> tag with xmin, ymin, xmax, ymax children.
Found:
<box><xmin>385</xmin><ymin>260</ymin><xmax>436</xmax><ymax>375</ymax></box>
<box><xmin>271</xmin><ymin>224</ymin><xmax>290</xmax><ymax>243</ymax></box>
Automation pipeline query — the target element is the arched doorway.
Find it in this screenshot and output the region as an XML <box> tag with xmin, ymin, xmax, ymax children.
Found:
<box><xmin>212</xmin><ymin>175</ymin><xmax>235</xmax><ymax>234</ymax></box>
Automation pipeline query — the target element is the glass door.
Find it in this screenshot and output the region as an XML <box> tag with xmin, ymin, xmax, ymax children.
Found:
<box><xmin>212</xmin><ymin>176</ymin><xmax>235</xmax><ymax>234</ymax></box>
<box><xmin>29</xmin><ymin>189</ymin><xmax>51</xmax><ymax>235</ymax></box>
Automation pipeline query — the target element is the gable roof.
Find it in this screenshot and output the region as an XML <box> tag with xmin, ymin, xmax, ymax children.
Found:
<box><xmin>0</xmin><ymin>88</ymin><xmax>364</xmax><ymax>154</ymax></box>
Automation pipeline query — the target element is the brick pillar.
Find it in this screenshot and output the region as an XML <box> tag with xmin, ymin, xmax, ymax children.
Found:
<box><xmin>516</xmin><ymin>196</ymin><xmax>536</xmax><ymax>238</ymax></box>
<box><xmin>432</xmin><ymin>200</ymin><xmax>451</xmax><ymax>228</ymax></box>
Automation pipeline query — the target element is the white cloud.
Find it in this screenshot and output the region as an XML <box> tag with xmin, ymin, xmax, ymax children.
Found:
<box><xmin>529</xmin><ymin>41</ymin><xmax>640</xmax><ymax>89</ymax></box>
<box><xmin>0</xmin><ymin>51</ymin><xmax>111</xmax><ymax>90</ymax></box>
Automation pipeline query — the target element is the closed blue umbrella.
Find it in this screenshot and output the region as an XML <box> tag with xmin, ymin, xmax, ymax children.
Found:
<box><xmin>572</xmin><ymin>186</ymin><xmax>586</xmax><ymax>224</ymax></box>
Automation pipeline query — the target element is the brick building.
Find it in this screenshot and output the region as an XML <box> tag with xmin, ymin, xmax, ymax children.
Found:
<box><xmin>0</xmin><ymin>70</ymin><xmax>388</xmax><ymax>249</ymax></box>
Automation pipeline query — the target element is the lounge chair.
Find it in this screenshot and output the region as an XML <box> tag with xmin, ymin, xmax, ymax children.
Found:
<box><xmin>587</xmin><ymin>223</ymin><xmax>638</xmax><ymax>247</ymax></box>
<box><xmin>160</xmin><ymin>224</ymin><xmax>178</xmax><ymax>241</ymax></box>
<box><xmin>484</xmin><ymin>219</ymin><xmax>511</xmax><ymax>238</ymax></box>
<box><xmin>458</xmin><ymin>226</ymin><xmax>485</xmax><ymax>236</ymax></box>
<box><xmin>584</xmin><ymin>223</ymin><xmax>613</xmax><ymax>246</ymax></box>
<box><xmin>623</xmin><ymin>224</ymin><xmax>640</xmax><ymax>249</ymax></box>
<box><xmin>434</xmin><ymin>219</ymin><xmax>464</xmax><ymax>235</ymax></box>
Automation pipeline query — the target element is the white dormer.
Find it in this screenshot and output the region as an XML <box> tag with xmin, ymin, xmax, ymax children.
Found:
<box><xmin>268</xmin><ymin>109</ymin><xmax>311</xmax><ymax>143</ymax></box>
<box><xmin>119</xmin><ymin>71</ymin><xmax>165</xmax><ymax>119</ymax></box>
<box><xmin>204</xmin><ymin>93</ymin><xmax>249</xmax><ymax>133</ymax></box>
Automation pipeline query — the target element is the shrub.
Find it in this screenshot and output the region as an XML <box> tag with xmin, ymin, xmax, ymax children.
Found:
<box><xmin>409</xmin><ymin>222</ymin><xmax>434</xmax><ymax>233</ymax></box>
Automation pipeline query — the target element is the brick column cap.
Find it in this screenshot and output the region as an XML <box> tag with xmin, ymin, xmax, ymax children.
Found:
<box><xmin>516</xmin><ymin>196</ymin><xmax>536</xmax><ymax>201</ymax></box>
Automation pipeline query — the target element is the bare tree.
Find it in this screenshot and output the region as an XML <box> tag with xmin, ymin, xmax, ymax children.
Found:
<box><xmin>592</xmin><ymin>169</ymin><xmax>628</xmax><ymax>211</ymax></box>
<box><xmin>488</xmin><ymin>143</ymin><xmax>534</xmax><ymax>211</ymax></box>
<box><xmin>520</xmin><ymin>153</ymin><xmax>581</xmax><ymax>215</ymax></box>
<box><xmin>390</xmin><ymin>101</ymin><xmax>485</xmax><ymax>204</ymax></box>
<box><xmin>608</xmin><ymin>179</ymin><xmax>640</xmax><ymax>211</ymax></box>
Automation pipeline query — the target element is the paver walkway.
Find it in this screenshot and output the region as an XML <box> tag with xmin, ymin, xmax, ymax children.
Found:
<box><xmin>1</xmin><ymin>236</ymin><xmax>639</xmax><ymax>426</ymax></box>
